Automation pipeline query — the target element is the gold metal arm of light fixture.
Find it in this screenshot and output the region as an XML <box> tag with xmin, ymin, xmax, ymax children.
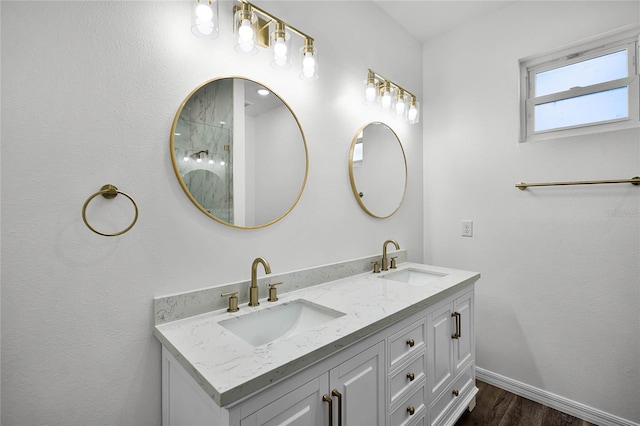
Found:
<box><xmin>235</xmin><ymin>0</ymin><xmax>314</xmax><ymax>45</ymax></box>
<box><xmin>368</xmin><ymin>68</ymin><xmax>416</xmax><ymax>101</ymax></box>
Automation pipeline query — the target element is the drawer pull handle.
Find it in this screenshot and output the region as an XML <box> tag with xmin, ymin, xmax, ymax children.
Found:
<box><xmin>451</xmin><ymin>312</ymin><xmax>461</xmax><ymax>339</ymax></box>
<box><xmin>406</xmin><ymin>372</ymin><xmax>415</xmax><ymax>381</ymax></box>
<box><xmin>452</xmin><ymin>389</ymin><xmax>459</xmax><ymax>397</ymax></box>
<box><xmin>407</xmin><ymin>406</ymin><xmax>415</xmax><ymax>416</ymax></box>
<box><xmin>323</xmin><ymin>394</ymin><xmax>333</xmax><ymax>426</ymax></box>
<box><xmin>332</xmin><ymin>389</ymin><xmax>343</xmax><ymax>426</ymax></box>
<box><xmin>406</xmin><ymin>338</ymin><xmax>415</xmax><ymax>347</ymax></box>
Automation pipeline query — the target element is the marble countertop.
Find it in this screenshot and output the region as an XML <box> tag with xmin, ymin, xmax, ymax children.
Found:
<box><xmin>153</xmin><ymin>262</ymin><xmax>480</xmax><ymax>407</ymax></box>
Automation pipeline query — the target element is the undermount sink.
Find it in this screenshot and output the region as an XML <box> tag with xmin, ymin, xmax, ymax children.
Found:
<box><xmin>380</xmin><ymin>267</ymin><xmax>447</xmax><ymax>285</ymax></box>
<box><xmin>219</xmin><ymin>299</ymin><xmax>345</xmax><ymax>347</ymax></box>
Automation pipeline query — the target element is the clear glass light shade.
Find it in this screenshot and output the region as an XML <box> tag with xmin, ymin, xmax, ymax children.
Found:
<box><xmin>270</xmin><ymin>24</ymin><xmax>291</xmax><ymax>69</ymax></box>
<box><xmin>191</xmin><ymin>0</ymin><xmax>219</xmax><ymax>39</ymax></box>
<box><xmin>234</xmin><ymin>7</ymin><xmax>257</xmax><ymax>55</ymax></box>
<box><xmin>379</xmin><ymin>83</ymin><xmax>394</xmax><ymax>111</ymax></box>
<box><xmin>395</xmin><ymin>91</ymin><xmax>407</xmax><ymax>116</ymax></box>
<box><xmin>299</xmin><ymin>40</ymin><xmax>318</xmax><ymax>81</ymax></box>
<box><xmin>363</xmin><ymin>79</ymin><xmax>378</xmax><ymax>104</ymax></box>
<box><xmin>407</xmin><ymin>100</ymin><xmax>420</xmax><ymax>124</ymax></box>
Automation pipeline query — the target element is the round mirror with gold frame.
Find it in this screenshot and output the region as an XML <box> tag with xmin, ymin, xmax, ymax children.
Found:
<box><xmin>170</xmin><ymin>77</ymin><xmax>309</xmax><ymax>229</ymax></box>
<box><xmin>349</xmin><ymin>122</ymin><xmax>407</xmax><ymax>218</ymax></box>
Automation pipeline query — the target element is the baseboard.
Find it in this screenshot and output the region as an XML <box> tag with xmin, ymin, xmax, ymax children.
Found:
<box><xmin>475</xmin><ymin>367</ymin><xmax>639</xmax><ymax>426</ymax></box>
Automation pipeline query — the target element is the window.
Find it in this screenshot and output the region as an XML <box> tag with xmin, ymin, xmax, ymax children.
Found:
<box><xmin>520</xmin><ymin>28</ymin><xmax>639</xmax><ymax>142</ymax></box>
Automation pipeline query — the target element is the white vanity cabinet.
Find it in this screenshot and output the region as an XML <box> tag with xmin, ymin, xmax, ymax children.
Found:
<box><xmin>387</xmin><ymin>319</ymin><xmax>427</xmax><ymax>426</ymax></box>
<box><xmin>426</xmin><ymin>289</ymin><xmax>475</xmax><ymax>426</ymax></box>
<box><xmin>159</xmin><ymin>280</ymin><xmax>477</xmax><ymax>426</ymax></box>
<box><xmin>241</xmin><ymin>342</ymin><xmax>385</xmax><ymax>426</ymax></box>
<box><xmin>162</xmin><ymin>340</ymin><xmax>386</xmax><ymax>426</ymax></box>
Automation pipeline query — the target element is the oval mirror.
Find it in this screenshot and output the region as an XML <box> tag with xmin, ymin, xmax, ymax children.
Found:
<box><xmin>171</xmin><ymin>77</ymin><xmax>309</xmax><ymax>228</ymax></box>
<box><xmin>348</xmin><ymin>122</ymin><xmax>407</xmax><ymax>218</ymax></box>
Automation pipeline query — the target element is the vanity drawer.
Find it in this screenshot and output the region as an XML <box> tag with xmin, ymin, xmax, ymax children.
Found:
<box><xmin>389</xmin><ymin>352</ymin><xmax>426</xmax><ymax>407</ymax></box>
<box><xmin>430</xmin><ymin>366</ymin><xmax>473</xmax><ymax>426</ymax></box>
<box><xmin>389</xmin><ymin>319</ymin><xmax>426</xmax><ymax>370</ymax></box>
<box><xmin>390</xmin><ymin>385</ymin><xmax>425</xmax><ymax>426</ymax></box>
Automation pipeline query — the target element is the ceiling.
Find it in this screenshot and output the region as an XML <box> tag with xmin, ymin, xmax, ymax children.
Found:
<box><xmin>372</xmin><ymin>0</ymin><xmax>519</xmax><ymax>42</ymax></box>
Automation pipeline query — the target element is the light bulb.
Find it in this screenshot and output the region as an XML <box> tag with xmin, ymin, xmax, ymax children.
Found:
<box><xmin>302</xmin><ymin>53</ymin><xmax>316</xmax><ymax>78</ymax></box>
<box><xmin>365</xmin><ymin>84</ymin><xmax>376</xmax><ymax>102</ymax></box>
<box><xmin>303</xmin><ymin>53</ymin><xmax>315</xmax><ymax>69</ymax></box>
<box><xmin>191</xmin><ymin>0</ymin><xmax>218</xmax><ymax>39</ymax></box>
<box><xmin>381</xmin><ymin>92</ymin><xmax>392</xmax><ymax>110</ymax></box>
<box><xmin>299</xmin><ymin>39</ymin><xmax>318</xmax><ymax>80</ymax></box>
<box><xmin>183</xmin><ymin>157</ymin><xmax>189</xmax><ymax>163</ymax></box>
<box><xmin>238</xmin><ymin>19</ymin><xmax>253</xmax><ymax>42</ymax></box>
<box><xmin>274</xmin><ymin>37</ymin><xmax>287</xmax><ymax>57</ymax></box>
<box><xmin>408</xmin><ymin>105</ymin><xmax>418</xmax><ymax>121</ymax></box>
<box><xmin>196</xmin><ymin>157</ymin><xmax>202</xmax><ymax>163</ymax></box>
<box><xmin>273</xmin><ymin>37</ymin><xmax>288</xmax><ymax>67</ymax></box>
<box><xmin>395</xmin><ymin>99</ymin><xmax>406</xmax><ymax>115</ymax></box>
<box><xmin>195</xmin><ymin>3</ymin><xmax>213</xmax><ymax>22</ymax></box>
<box><xmin>208</xmin><ymin>159</ymin><xmax>214</xmax><ymax>165</ymax></box>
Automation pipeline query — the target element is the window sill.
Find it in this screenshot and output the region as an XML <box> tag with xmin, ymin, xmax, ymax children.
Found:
<box><xmin>520</xmin><ymin>119</ymin><xmax>640</xmax><ymax>143</ymax></box>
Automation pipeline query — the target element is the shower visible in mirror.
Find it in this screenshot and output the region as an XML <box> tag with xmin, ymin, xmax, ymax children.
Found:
<box><xmin>349</xmin><ymin>122</ymin><xmax>407</xmax><ymax>218</ymax></box>
<box><xmin>170</xmin><ymin>77</ymin><xmax>309</xmax><ymax>229</ymax></box>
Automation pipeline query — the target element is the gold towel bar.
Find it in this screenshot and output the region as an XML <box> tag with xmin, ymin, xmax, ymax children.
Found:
<box><xmin>516</xmin><ymin>176</ymin><xmax>640</xmax><ymax>190</ymax></box>
<box><xmin>82</xmin><ymin>184</ymin><xmax>139</xmax><ymax>236</ymax></box>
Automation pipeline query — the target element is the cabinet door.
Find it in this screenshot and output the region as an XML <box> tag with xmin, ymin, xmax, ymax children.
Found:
<box><xmin>241</xmin><ymin>374</ymin><xmax>329</xmax><ymax>426</ymax></box>
<box><xmin>329</xmin><ymin>342</ymin><xmax>385</xmax><ymax>426</ymax></box>
<box><xmin>452</xmin><ymin>291</ymin><xmax>473</xmax><ymax>375</ymax></box>
<box><xmin>427</xmin><ymin>302</ymin><xmax>454</xmax><ymax>399</ymax></box>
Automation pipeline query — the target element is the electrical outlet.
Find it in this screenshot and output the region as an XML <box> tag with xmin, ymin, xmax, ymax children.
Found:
<box><xmin>462</xmin><ymin>220</ymin><xmax>473</xmax><ymax>237</ymax></box>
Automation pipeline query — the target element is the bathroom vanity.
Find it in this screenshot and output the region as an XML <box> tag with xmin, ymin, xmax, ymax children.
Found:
<box><xmin>154</xmin><ymin>257</ymin><xmax>479</xmax><ymax>426</ymax></box>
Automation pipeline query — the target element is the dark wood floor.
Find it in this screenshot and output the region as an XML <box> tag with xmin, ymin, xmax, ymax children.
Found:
<box><xmin>455</xmin><ymin>381</ymin><xmax>596</xmax><ymax>426</ymax></box>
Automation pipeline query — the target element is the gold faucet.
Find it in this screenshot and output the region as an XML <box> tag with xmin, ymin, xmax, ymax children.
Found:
<box><xmin>382</xmin><ymin>240</ymin><xmax>400</xmax><ymax>271</ymax></box>
<box><xmin>249</xmin><ymin>257</ymin><xmax>271</xmax><ymax>306</ymax></box>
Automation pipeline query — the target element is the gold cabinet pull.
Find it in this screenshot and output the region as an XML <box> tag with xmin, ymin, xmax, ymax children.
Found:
<box><xmin>406</xmin><ymin>338</ymin><xmax>415</xmax><ymax>347</ymax></box>
<box><xmin>407</xmin><ymin>406</ymin><xmax>415</xmax><ymax>416</ymax></box>
<box><xmin>452</xmin><ymin>389</ymin><xmax>459</xmax><ymax>397</ymax></box>
<box><xmin>331</xmin><ymin>389</ymin><xmax>343</xmax><ymax>426</ymax></box>
<box><xmin>406</xmin><ymin>372</ymin><xmax>415</xmax><ymax>381</ymax></box>
<box><xmin>323</xmin><ymin>394</ymin><xmax>333</xmax><ymax>426</ymax></box>
<box><xmin>451</xmin><ymin>312</ymin><xmax>461</xmax><ymax>339</ymax></box>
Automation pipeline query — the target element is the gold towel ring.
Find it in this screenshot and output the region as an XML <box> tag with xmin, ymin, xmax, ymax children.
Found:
<box><xmin>82</xmin><ymin>184</ymin><xmax>138</xmax><ymax>237</ymax></box>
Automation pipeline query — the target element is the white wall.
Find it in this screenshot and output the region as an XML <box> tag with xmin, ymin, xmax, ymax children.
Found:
<box><xmin>423</xmin><ymin>1</ymin><xmax>639</xmax><ymax>423</ymax></box>
<box><xmin>0</xmin><ymin>1</ymin><xmax>422</xmax><ymax>424</ymax></box>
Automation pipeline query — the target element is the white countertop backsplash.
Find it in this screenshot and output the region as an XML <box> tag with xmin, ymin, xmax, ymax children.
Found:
<box><xmin>153</xmin><ymin>252</ymin><xmax>479</xmax><ymax>407</ymax></box>
<box><xmin>154</xmin><ymin>251</ymin><xmax>408</xmax><ymax>325</ymax></box>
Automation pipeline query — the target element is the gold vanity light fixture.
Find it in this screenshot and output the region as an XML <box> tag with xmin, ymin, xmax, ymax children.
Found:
<box><xmin>191</xmin><ymin>0</ymin><xmax>219</xmax><ymax>39</ymax></box>
<box><xmin>363</xmin><ymin>69</ymin><xmax>420</xmax><ymax>124</ymax></box>
<box><xmin>229</xmin><ymin>0</ymin><xmax>318</xmax><ymax>80</ymax></box>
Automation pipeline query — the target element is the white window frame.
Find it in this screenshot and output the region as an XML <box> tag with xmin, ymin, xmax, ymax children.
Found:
<box><xmin>520</xmin><ymin>26</ymin><xmax>640</xmax><ymax>143</ymax></box>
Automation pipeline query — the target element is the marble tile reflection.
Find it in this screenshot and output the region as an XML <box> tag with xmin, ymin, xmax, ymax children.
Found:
<box><xmin>174</xmin><ymin>79</ymin><xmax>234</xmax><ymax>222</ymax></box>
